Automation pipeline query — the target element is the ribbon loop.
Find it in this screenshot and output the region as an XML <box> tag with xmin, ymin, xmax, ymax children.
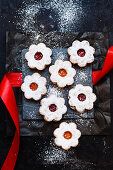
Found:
<box><xmin>93</xmin><ymin>46</ymin><xmax>113</xmax><ymax>85</ymax></box>
<box><xmin>0</xmin><ymin>75</ymin><xmax>20</xmax><ymax>170</ymax></box>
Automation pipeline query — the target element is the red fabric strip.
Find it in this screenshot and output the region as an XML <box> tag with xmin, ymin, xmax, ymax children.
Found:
<box><xmin>0</xmin><ymin>75</ymin><xmax>20</xmax><ymax>170</ymax></box>
<box><xmin>93</xmin><ymin>46</ymin><xmax>113</xmax><ymax>85</ymax></box>
<box><xmin>6</xmin><ymin>73</ymin><xmax>22</xmax><ymax>87</ymax></box>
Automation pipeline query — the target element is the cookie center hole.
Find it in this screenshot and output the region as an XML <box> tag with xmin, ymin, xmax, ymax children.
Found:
<box><xmin>63</xmin><ymin>131</ymin><xmax>72</xmax><ymax>140</ymax></box>
<box><xmin>49</xmin><ymin>104</ymin><xmax>57</xmax><ymax>112</ymax></box>
<box><xmin>78</xmin><ymin>93</ymin><xmax>86</xmax><ymax>101</ymax></box>
<box><xmin>30</xmin><ymin>82</ymin><xmax>38</xmax><ymax>91</ymax></box>
<box><xmin>58</xmin><ymin>69</ymin><xmax>67</xmax><ymax>77</ymax></box>
<box><xmin>34</xmin><ymin>52</ymin><xmax>43</xmax><ymax>60</ymax></box>
<box><xmin>77</xmin><ymin>49</ymin><xmax>85</xmax><ymax>57</ymax></box>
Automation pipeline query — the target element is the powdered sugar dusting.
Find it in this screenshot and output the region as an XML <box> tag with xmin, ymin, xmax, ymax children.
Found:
<box><xmin>56</xmin><ymin>51</ymin><xmax>66</xmax><ymax>60</ymax></box>
<box><xmin>16</xmin><ymin>0</ymin><xmax>84</xmax><ymax>37</ymax></box>
<box><xmin>37</xmin><ymin>138</ymin><xmax>95</xmax><ymax>168</ymax></box>
<box><xmin>16</xmin><ymin>1</ymin><xmax>41</xmax><ymax>35</ymax></box>
<box><xmin>47</xmin><ymin>86</ymin><xmax>63</xmax><ymax>97</ymax></box>
<box><xmin>42</xmin><ymin>140</ymin><xmax>67</xmax><ymax>164</ymax></box>
<box><xmin>50</xmin><ymin>0</ymin><xmax>83</xmax><ymax>32</ymax></box>
<box><xmin>79</xmin><ymin>72</ymin><xmax>88</xmax><ymax>81</ymax></box>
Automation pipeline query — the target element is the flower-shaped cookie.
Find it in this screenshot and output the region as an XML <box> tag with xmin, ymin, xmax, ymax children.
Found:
<box><xmin>21</xmin><ymin>73</ymin><xmax>47</xmax><ymax>100</ymax></box>
<box><xmin>68</xmin><ymin>84</ymin><xmax>96</xmax><ymax>114</ymax></box>
<box><xmin>25</xmin><ymin>43</ymin><xmax>52</xmax><ymax>70</ymax></box>
<box><xmin>54</xmin><ymin>122</ymin><xmax>81</xmax><ymax>150</ymax></box>
<box><xmin>39</xmin><ymin>95</ymin><xmax>67</xmax><ymax>121</ymax></box>
<box><xmin>49</xmin><ymin>60</ymin><xmax>76</xmax><ymax>88</ymax></box>
<box><xmin>68</xmin><ymin>40</ymin><xmax>95</xmax><ymax>67</ymax></box>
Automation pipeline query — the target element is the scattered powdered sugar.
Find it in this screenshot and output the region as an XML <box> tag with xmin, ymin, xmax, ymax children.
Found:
<box><xmin>79</xmin><ymin>71</ymin><xmax>88</xmax><ymax>81</ymax></box>
<box><xmin>16</xmin><ymin>0</ymin><xmax>84</xmax><ymax>37</ymax></box>
<box><xmin>56</xmin><ymin>51</ymin><xmax>66</xmax><ymax>60</ymax></box>
<box><xmin>16</xmin><ymin>1</ymin><xmax>40</xmax><ymax>32</ymax></box>
<box><xmin>50</xmin><ymin>0</ymin><xmax>83</xmax><ymax>32</ymax></box>
<box><xmin>47</xmin><ymin>86</ymin><xmax>63</xmax><ymax>97</ymax></box>
<box><xmin>37</xmin><ymin>138</ymin><xmax>95</xmax><ymax>168</ymax></box>
<box><xmin>42</xmin><ymin>140</ymin><xmax>67</xmax><ymax>164</ymax></box>
<box><xmin>75</xmin><ymin>119</ymin><xmax>93</xmax><ymax>134</ymax></box>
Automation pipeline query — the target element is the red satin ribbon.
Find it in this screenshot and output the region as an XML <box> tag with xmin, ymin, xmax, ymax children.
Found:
<box><xmin>92</xmin><ymin>46</ymin><xmax>113</xmax><ymax>85</ymax></box>
<box><xmin>6</xmin><ymin>73</ymin><xmax>22</xmax><ymax>87</ymax></box>
<box><xmin>0</xmin><ymin>75</ymin><xmax>20</xmax><ymax>170</ymax></box>
<box><xmin>0</xmin><ymin>46</ymin><xmax>113</xmax><ymax>170</ymax></box>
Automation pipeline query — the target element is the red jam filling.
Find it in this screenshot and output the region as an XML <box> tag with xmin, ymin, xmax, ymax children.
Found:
<box><xmin>49</xmin><ymin>104</ymin><xmax>57</xmax><ymax>112</ymax></box>
<box><xmin>63</xmin><ymin>131</ymin><xmax>72</xmax><ymax>140</ymax></box>
<box><xmin>78</xmin><ymin>93</ymin><xmax>86</xmax><ymax>101</ymax></box>
<box><xmin>34</xmin><ymin>52</ymin><xmax>43</xmax><ymax>60</ymax></box>
<box><xmin>77</xmin><ymin>49</ymin><xmax>85</xmax><ymax>57</ymax></box>
<box><xmin>58</xmin><ymin>69</ymin><xmax>67</xmax><ymax>77</ymax></box>
<box><xmin>30</xmin><ymin>82</ymin><xmax>38</xmax><ymax>91</ymax></box>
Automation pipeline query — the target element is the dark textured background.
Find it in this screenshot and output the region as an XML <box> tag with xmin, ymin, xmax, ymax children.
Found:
<box><xmin>0</xmin><ymin>0</ymin><xmax>113</xmax><ymax>169</ymax></box>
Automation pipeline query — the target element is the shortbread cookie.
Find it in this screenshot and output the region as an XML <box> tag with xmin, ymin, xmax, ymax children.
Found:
<box><xmin>68</xmin><ymin>40</ymin><xmax>95</xmax><ymax>67</ymax></box>
<box><xmin>25</xmin><ymin>43</ymin><xmax>52</xmax><ymax>70</ymax></box>
<box><xmin>21</xmin><ymin>73</ymin><xmax>47</xmax><ymax>101</ymax></box>
<box><xmin>68</xmin><ymin>84</ymin><xmax>96</xmax><ymax>114</ymax></box>
<box><xmin>49</xmin><ymin>60</ymin><xmax>76</xmax><ymax>88</ymax></box>
<box><xmin>39</xmin><ymin>94</ymin><xmax>67</xmax><ymax>121</ymax></box>
<box><xmin>54</xmin><ymin>122</ymin><xmax>81</xmax><ymax>150</ymax></box>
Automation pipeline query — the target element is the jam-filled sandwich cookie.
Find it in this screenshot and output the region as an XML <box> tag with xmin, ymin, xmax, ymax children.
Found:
<box><xmin>68</xmin><ymin>84</ymin><xmax>96</xmax><ymax>114</ymax></box>
<box><xmin>54</xmin><ymin>122</ymin><xmax>81</xmax><ymax>150</ymax></box>
<box><xmin>68</xmin><ymin>40</ymin><xmax>95</xmax><ymax>67</ymax></box>
<box><xmin>49</xmin><ymin>60</ymin><xmax>76</xmax><ymax>88</ymax></box>
<box><xmin>25</xmin><ymin>43</ymin><xmax>52</xmax><ymax>70</ymax></box>
<box><xmin>39</xmin><ymin>94</ymin><xmax>67</xmax><ymax>121</ymax></box>
<box><xmin>21</xmin><ymin>73</ymin><xmax>47</xmax><ymax>101</ymax></box>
